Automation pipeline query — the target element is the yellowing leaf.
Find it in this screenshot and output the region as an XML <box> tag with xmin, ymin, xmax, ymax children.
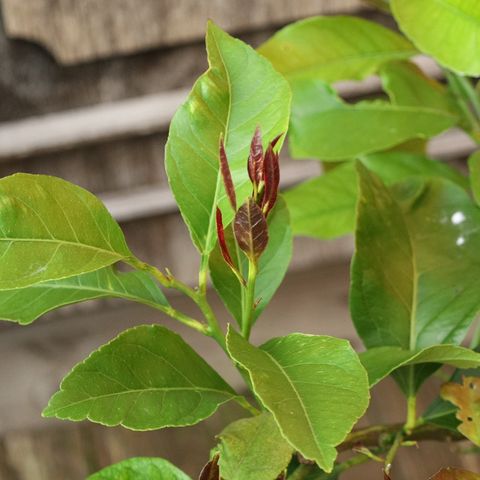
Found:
<box><xmin>441</xmin><ymin>377</ymin><xmax>480</xmax><ymax>446</ymax></box>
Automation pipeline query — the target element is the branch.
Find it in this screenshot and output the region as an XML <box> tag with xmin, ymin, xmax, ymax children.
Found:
<box><xmin>339</xmin><ymin>422</ymin><xmax>464</xmax><ymax>452</ymax></box>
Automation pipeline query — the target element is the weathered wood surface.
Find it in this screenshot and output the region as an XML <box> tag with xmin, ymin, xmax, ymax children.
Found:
<box><xmin>1</xmin><ymin>0</ymin><xmax>367</xmax><ymax>64</ymax></box>
<box><xmin>0</xmin><ymin>55</ymin><xmax>442</xmax><ymax>161</ymax></box>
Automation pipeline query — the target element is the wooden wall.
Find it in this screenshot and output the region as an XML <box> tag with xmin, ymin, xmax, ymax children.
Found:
<box><xmin>0</xmin><ymin>1</ymin><xmax>477</xmax><ymax>478</ymax></box>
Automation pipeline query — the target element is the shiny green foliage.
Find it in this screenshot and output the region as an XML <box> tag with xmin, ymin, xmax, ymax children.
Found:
<box><xmin>0</xmin><ymin>174</ymin><xmax>131</xmax><ymax>289</ymax></box>
<box><xmin>258</xmin><ymin>16</ymin><xmax>416</xmax><ymax>82</ymax></box>
<box><xmin>165</xmin><ymin>21</ymin><xmax>290</xmax><ymax>253</ymax></box>
<box><xmin>285</xmin><ymin>152</ymin><xmax>466</xmax><ymax>239</ymax></box>
<box><xmin>0</xmin><ymin>267</ymin><xmax>169</xmax><ymax>324</ymax></box>
<box><xmin>351</xmin><ymin>165</ymin><xmax>480</xmax><ymax>390</ymax></box>
<box><xmin>217</xmin><ymin>412</ymin><xmax>293</xmax><ymax>480</ymax></box>
<box><xmin>391</xmin><ymin>0</ymin><xmax>480</xmax><ymax>75</ymax></box>
<box><xmin>289</xmin><ymin>79</ymin><xmax>456</xmax><ymax>160</ymax></box>
<box><xmin>43</xmin><ymin>326</ymin><xmax>236</xmax><ymax>429</ymax></box>
<box><xmin>227</xmin><ymin>328</ymin><xmax>369</xmax><ymax>472</ymax></box>
<box><xmin>360</xmin><ymin>345</ymin><xmax>480</xmax><ymax>387</ymax></box>
<box><xmin>87</xmin><ymin>458</ymin><xmax>191</xmax><ymax>480</ymax></box>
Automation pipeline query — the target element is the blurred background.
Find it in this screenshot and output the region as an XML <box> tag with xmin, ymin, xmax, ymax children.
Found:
<box><xmin>0</xmin><ymin>1</ymin><xmax>478</xmax><ymax>479</ymax></box>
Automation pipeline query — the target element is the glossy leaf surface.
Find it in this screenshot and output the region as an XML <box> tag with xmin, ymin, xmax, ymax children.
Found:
<box><xmin>0</xmin><ymin>267</ymin><xmax>169</xmax><ymax>325</ymax></box>
<box><xmin>210</xmin><ymin>198</ymin><xmax>292</xmax><ymax>326</ymax></box>
<box><xmin>468</xmin><ymin>151</ymin><xmax>480</xmax><ymax>206</ymax></box>
<box><xmin>380</xmin><ymin>61</ymin><xmax>459</xmax><ymax>115</ymax></box>
<box><xmin>0</xmin><ymin>174</ymin><xmax>131</xmax><ymax>289</ymax></box>
<box><xmin>284</xmin><ymin>152</ymin><xmax>466</xmax><ymax>239</ymax></box>
<box><xmin>351</xmin><ymin>165</ymin><xmax>480</xmax><ymax>351</ymax></box>
<box><xmin>43</xmin><ymin>325</ymin><xmax>236</xmax><ymax>429</ymax></box>
<box><xmin>227</xmin><ymin>328</ymin><xmax>369</xmax><ymax>472</ymax></box>
<box><xmin>165</xmin><ymin>22</ymin><xmax>290</xmax><ymax>253</ymax></box>
<box><xmin>258</xmin><ymin>16</ymin><xmax>415</xmax><ymax>82</ymax></box>
<box><xmin>87</xmin><ymin>457</ymin><xmax>191</xmax><ymax>480</ymax></box>
<box><xmin>289</xmin><ymin>79</ymin><xmax>456</xmax><ymax>161</ymax></box>
<box><xmin>218</xmin><ymin>412</ymin><xmax>293</xmax><ymax>480</ymax></box>
<box><xmin>441</xmin><ymin>377</ymin><xmax>480</xmax><ymax>446</ymax></box>
<box><xmin>391</xmin><ymin>0</ymin><xmax>480</xmax><ymax>75</ymax></box>
<box><xmin>360</xmin><ymin>345</ymin><xmax>480</xmax><ymax>387</ymax></box>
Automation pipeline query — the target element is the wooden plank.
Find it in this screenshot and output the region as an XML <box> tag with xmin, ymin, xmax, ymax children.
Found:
<box><xmin>0</xmin><ymin>56</ymin><xmax>444</xmax><ymax>162</ymax></box>
<box><xmin>1</xmin><ymin>0</ymin><xmax>366</xmax><ymax>65</ymax></box>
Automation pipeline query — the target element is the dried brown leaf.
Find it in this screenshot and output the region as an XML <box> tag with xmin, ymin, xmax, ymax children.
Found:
<box><xmin>441</xmin><ymin>376</ymin><xmax>480</xmax><ymax>446</ymax></box>
<box><xmin>429</xmin><ymin>467</ymin><xmax>480</xmax><ymax>479</ymax></box>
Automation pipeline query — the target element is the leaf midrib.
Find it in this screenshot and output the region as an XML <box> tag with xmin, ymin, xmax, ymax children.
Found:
<box><xmin>0</xmin><ymin>237</ymin><xmax>124</xmax><ymax>257</ymax></box>
<box><xmin>259</xmin><ymin>349</ymin><xmax>326</xmax><ymax>464</ymax></box>
<box><xmin>47</xmin><ymin>386</ymin><xmax>234</xmax><ymax>414</ymax></box>
<box><xmin>203</xmin><ymin>28</ymin><xmax>234</xmax><ymax>255</ymax></box>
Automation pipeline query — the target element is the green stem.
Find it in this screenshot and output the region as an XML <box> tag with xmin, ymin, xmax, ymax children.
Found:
<box><xmin>405</xmin><ymin>366</ymin><xmax>417</xmax><ymax>434</ymax></box>
<box><xmin>235</xmin><ymin>396</ymin><xmax>260</xmax><ymax>416</ymax></box>
<box><xmin>384</xmin><ymin>431</ymin><xmax>403</xmax><ymax>476</ymax></box>
<box><xmin>198</xmin><ymin>253</ymin><xmax>209</xmax><ymax>296</ymax></box>
<box><xmin>455</xmin><ymin>74</ymin><xmax>480</xmax><ymax>121</ymax></box>
<box><xmin>405</xmin><ymin>394</ymin><xmax>417</xmax><ymax>433</ymax></box>
<box><xmin>196</xmin><ymin>289</ymin><xmax>226</xmax><ymax>351</ymax></box>
<box><xmin>446</xmin><ymin>71</ymin><xmax>480</xmax><ymax>139</ymax></box>
<box><xmin>289</xmin><ymin>454</ymin><xmax>371</xmax><ymax>480</ymax></box>
<box><xmin>241</xmin><ymin>259</ymin><xmax>258</xmax><ymax>339</ymax></box>
<box><xmin>129</xmin><ymin>257</ymin><xmax>226</xmax><ymax>350</ymax></box>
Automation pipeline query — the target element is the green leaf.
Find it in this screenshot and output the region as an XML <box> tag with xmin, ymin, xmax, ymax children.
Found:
<box><xmin>87</xmin><ymin>457</ymin><xmax>191</xmax><ymax>480</ymax></box>
<box><xmin>258</xmin><ymin>16</ymin><xmax>416</xmax><ymax>82</ymax></box>
<box><xmin>351</xmin><ymin>164</ymin><xmax>480</xmax><ymax>350</ymax></box>
<box><xmin>165</xmin><ymin>21</ymin><xmax>290</xmax><ymax>253</ymax></box>
<box><xmin>226</xmin><ymin>328</ymin><xmax>369</xmax><ymax>473</ymax></box>
<box><xmin>210</xmin><ymin>198</ymin><xmax>292</xmax><ymax>326</ymax></box>
<box><xmin>43</xmin><ymin>325</ymin><xmax>236</xmax><ymax>429</ymax></box>
<box><xmin>0</xmin><ymin>174</ymin><xmax>132</xmax><ymax>290</ymax></box>
<box><xmin>380</xmin><ymin>60</ymin><xmax>460</xmax><ymax>115</ymax></box>
<box><xmin>360</xmin><ymin>345</ymin><xmax>480</xmax><ymax>387</ymax></box>
<box><xmin>289</xmin><ymin>79</ymin><xmax>456</xmax><ymax>161</ymax></box>
<box><xmin>391</xmin><ymin>0</ymin><xmax>480</xmax><ymax>76</ymax></box>
<box><xmin>0</xmin><ymin>267</ymin><xmax>169</xmax><ymax>325</ymax></box>
<box><xmin>351</xmin><ymin>165</ymin><xmax>480</xmax><ymax>389</ymax></box>
<box><xmin>284</xmin><ymin>152</ymin><xmax>466</xmax><ymax>239</ymax></box>
<box><xmin>468</xmin><ymin>151</ymin><xmax>480</xmax><ymax>206</ymax></box>
<box><xmin>217</xmin><ymin>412</ymin><xmax>293</xmax><ymax>480</ymax></box>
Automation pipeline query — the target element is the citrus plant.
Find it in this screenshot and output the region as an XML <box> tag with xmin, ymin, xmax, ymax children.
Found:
<box><xmin>2</xmin><ymin>2</ymin><xmax>480</xmax><ymax>479</ymax></box>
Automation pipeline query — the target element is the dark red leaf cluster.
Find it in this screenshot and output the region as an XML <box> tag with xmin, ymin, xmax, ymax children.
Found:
<box><xmin>216</xmin><ymin>127</ymin><xmax>282</xmax><ymax>274</ymax></box>
<box><xmin>198</xmin><ymin>454</ymin><xmax>220</xmax><ymax>480</ymax></box>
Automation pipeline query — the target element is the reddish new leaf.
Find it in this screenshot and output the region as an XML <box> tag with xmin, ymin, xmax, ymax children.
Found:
<box><xmin>216</xmin><ymin>208</ymin><xmax>236</xmax><ymax>270</ymax></box>
<box><xmin>430</xmin><ymin>467</ymin><xmax>480</xmax><ymax>479</ymax></box>
<box><xmin>234</xmin><ymin>198</ymin><xmax>268</xmax><ymax>261</ymax></box>
<box><xmin>219</xmin><ymin>137</ymin><xmax>237</xmax><ymax>211</ymax></box>
<box><xmin>262</xmin><ymin>144</ymin><xmax>280</xmax><ymax>217</ymax></box>
<box><xmin>248</xmin><ymin>126</ymin><xmax>264</xmax><ymax>186</ymax></box>
<box><xmin>199</xmin><ymin>455</ymin><xmax>220</xmax><ymax>480</ymax></box>
<box><xmin>441</xmin><ymin>377</ymin><xmax>480</xmax><ymax>446</ymax></box>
